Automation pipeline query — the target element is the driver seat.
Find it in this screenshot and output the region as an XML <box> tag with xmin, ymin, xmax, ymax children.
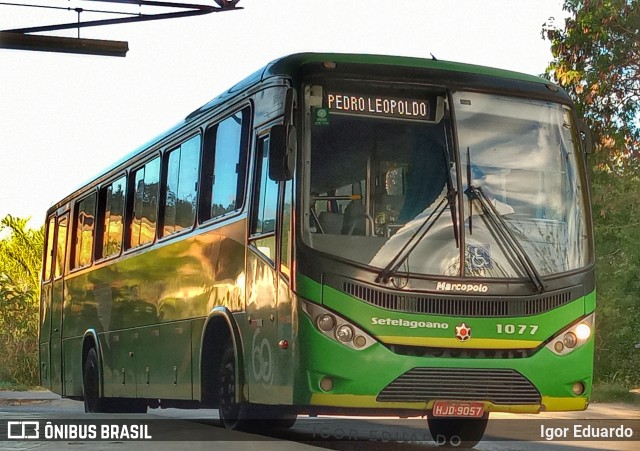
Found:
<box><xmin>342</xmin><ymin>200</ymin><xmax>366</xmax><ymax>235</ymax></box>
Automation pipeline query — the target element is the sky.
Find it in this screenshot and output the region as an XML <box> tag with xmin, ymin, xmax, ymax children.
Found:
<box><xmin>0</xmin><ymin>0</ymin><xmax>567</xmax><ymax>227</ymax></box>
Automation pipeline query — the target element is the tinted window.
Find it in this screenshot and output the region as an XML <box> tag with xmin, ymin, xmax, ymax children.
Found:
<box><xmin>252</xmin><ymin>137</ymin><xmax>279</xmax><ymax>235</ymax></box>
<box><xmin>73</xmin><ymin>194</ymin><xmax>96</xmax><ymax>268</ymax></box>
<box><xmin>43</xmin><ymin>216</ymin><xmax>55</xmax><ymax>281</ymax></box>
<box><xmin>54</xmin><ymin>216</ymin><xmax>68</xmax><ymax>279</ymax></box>
<box><xmin>130</xmin><ymin>157</ymin><xmax>160</xmax><ymax>248</ymax></box>
<box><xmin>101</xmin><ymin>176</ymin><xmax>126</xmax><ymax>258</ymax></box>
<box><xmin>200</xmin><ymin>109</ymin><xmax>248</xmax><ymax>221</ymax></box>
<box><xmin>280</xmin><ymin>180</ymin><xmax>293</xmax><ymax>274</ymax></box>
<box><xmin>163</xmin><ymin>135</ymin><xmax>200</xmax><ymax>236</ymax></box>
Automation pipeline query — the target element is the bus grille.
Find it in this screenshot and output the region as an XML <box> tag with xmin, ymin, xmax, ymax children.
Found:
<box><xmin>377</xmin><ymin>368</ymin><xmax>541</xmax><ymax>405</ymax></box>
<box><xmin>343</xmin><ymin>281</ymin><xmax>573</xmax><ymax>317</ymax></box>
<box><xmin>387</xmin><ymin>344</ymin><xmax>535</xmax><ymax>359</ymax></box>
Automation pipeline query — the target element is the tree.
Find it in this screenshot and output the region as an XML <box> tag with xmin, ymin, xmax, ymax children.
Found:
<box><xmin>543</xmin><ymin>0</ymin><xmax>640</xmax><ymax>170</ymax></box>
<box><xmin>0</xmin><ymin>215</ymin><xmax>44</xmax><ymax>385</ymax></box>
<box><xmin>544</xmin><ymin>1</ymin><xmax>640</xmax><ymax>384</ymax></box>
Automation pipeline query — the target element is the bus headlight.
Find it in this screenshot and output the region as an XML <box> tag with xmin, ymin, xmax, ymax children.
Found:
<box><xmin>563</xmin><ymin>332</ymin><xmax>578</xmax><ymax>349</ymax></box>
<box><xmin>546</xmin><ymin>313</ymin><xmax>594</xmax><ymax>356</ymax></box>
<box><xmin>335</xmin><ymin>325</ymin><xmax>354</xmax><ymax>343</ymax></box>
<box><xmin>575</xmin><ymin>323</ymin><xmax>591</xmax><ymax>341</ymax></box>
<box><xmin>301</xmin><ymin>299</ymin><xmax>376</xmax><ymax>351</ymax></box>
<box><xmin>317</xmin><ymin>314</ymin><xmax>336</xmax><ymax>332</ymax></box>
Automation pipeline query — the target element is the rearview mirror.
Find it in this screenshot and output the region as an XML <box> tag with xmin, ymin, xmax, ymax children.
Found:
<box><xmin>269</xmin><ymin>124</ymin><xmax>296</xmax><ymax>181</ymax></box>
<box><xmin>577</xmin><ymin>119</ymin><xmax>592</xmax><ymax>156</ymax></box>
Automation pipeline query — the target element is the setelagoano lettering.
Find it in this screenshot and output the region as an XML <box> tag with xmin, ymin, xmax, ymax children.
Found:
<box><xmin>372</xmin><ymin>317</ymin><xmax>449</xmax><ymax>329</ymax></box>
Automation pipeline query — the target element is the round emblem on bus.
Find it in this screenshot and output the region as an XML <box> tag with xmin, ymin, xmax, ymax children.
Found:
<box><xmin>455</xmin><ymin>322</ymin><xmax>472</xmax><ymax>341</ymax></box>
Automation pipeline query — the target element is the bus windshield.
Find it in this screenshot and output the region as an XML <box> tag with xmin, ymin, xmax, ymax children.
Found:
<box><xmin>304</xmin><ymin>88</ymin><xmax>590</xmax><ymax>279</ymax></box>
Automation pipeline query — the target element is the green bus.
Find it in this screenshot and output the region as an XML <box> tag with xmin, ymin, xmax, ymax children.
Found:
<box><xmin>39</xmin><ymin>53</ymin><xmax>594</xmax><ymax>446</ymax></box>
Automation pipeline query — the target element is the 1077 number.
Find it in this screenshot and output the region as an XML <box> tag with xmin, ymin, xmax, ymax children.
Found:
<box><xmin>496</xmin><ymin>324</ymin><xmax>539</xmax><ymax>335</ymax></box>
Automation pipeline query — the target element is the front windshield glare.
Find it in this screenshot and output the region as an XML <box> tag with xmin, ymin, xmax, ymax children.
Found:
<box><xmin>455</xmin><ymin>92</ymin><xmax>589</xmax><ymax>278</ymax></box>
<box><xmin>304</xmin><ymin>90</ymin><xmax>590</xmax><ymax>280</ymax></box>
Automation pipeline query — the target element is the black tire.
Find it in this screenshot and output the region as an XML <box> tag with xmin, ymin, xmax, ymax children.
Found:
<box><xmin>218</xmin><ymin>345</ymin><xmax>248</xmax><ymax>430</ymax></box>
<box><xmin>217</xmin><ymin>344</ymin><xmax>297</xmax><ymax>431</ymax></box>
<box><xmin>83</xmin><ymin>348</ymin><xmax>146</xmax><ymax>414</ymax></box>
<box><xmin>83</xmin><ymin>348</ymin><xmax>106</xmax><ymax>413</ymax></box>
<box><xmin>104</xmin><ymin>398</ymin><xmax>147</xmax><ymax>414</ymax></box>
<box><xmin>427</xmin><ymin>414</ymin><xmax>489</xmax><ymax>448</ymax></box>
<box><xmin>267</xmin><ymin>413</ymin><xmax>297</xmax><ymax>430</ymax></box>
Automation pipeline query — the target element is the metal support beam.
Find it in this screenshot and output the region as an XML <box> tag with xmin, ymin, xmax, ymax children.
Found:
<box><xmin>5</xmin><ymin>9</ymin><xmax>214</xmax><ymax>34</ymax></box>
<box><xmin>0</xmin><ymin>1</ymin><xmax>241</xmax><ymax>57</ymax></box>
<box><xmin>0</xmin><ymin>31</ymin><xmax>129</xmax><ymax>57</ymax></box>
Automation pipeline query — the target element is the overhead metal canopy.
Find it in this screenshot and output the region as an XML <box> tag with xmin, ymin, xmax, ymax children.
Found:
<box><xmin>0</xmin><ymin>0</ymin><xmax>241</xmax><ymax>57</ymax></box>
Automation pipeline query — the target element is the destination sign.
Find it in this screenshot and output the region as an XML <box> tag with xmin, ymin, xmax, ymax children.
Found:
<box><xmin>327</xmin><ymin>92</ymin><xmax>432</xmax><ymax>120</ymax></box>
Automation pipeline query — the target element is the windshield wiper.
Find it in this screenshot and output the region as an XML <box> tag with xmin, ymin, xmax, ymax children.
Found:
<box><xmin>376</xmin><ymin>120</ymin><xmax>459</xmax><ymax>285</ymax></box>
<box><xmin>375</xmin><ymin>194</ymin><xmax>452</xmax><ymax>284</ymax></box>
<box><xmin>464</xmin><ymin>184</ymin><xmax>545</xmax><ymax>293</ymax></box>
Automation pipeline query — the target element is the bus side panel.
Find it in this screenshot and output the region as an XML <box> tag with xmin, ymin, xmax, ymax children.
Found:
<box><xmin>276</xmin><ymin>276</ymin><xmax>296</xmax><ymax>404</ymax></box>
<box><xmin>241</xmin><ymin>253</ymin><xmax>300</xmax><ymax>406</ymax></box>
<box><xmin>135</xmin><ymin>321</ymin><xmax>193</xmax><ymax>400</ymax></box>
<box><xmin>105</xmin><ymin>329</ymin><xmax>137</xmax><ymax>398</ymax></box>
<box><xmin>62</xmin><ymin>336</ymin><xmax>83</xmax><ymax>397</ymax></box>
<box><xmin>39</xmin><ymin>282</ymin><xmax>53</xmax><ymax>389</ymax></box>
<box><xmin>62</xmin><ymin>217</ymin><xmax>247</xmax><ymax>401</ymax></box>
<box><xmin>191</xmin><ymin>317</ymin><xmax>206</xmax><ymax>400</ymax></box>
<box><xmin>159</xmin><ymin>320</ymin><xmax>192</xmax><ymax>399</ymax></box>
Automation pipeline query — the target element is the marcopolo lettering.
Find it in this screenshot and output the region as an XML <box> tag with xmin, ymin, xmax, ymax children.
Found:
<box><xmin>436</xmin><ymin>281</ymin><xmax>489</xmax><ymax>293</ymax></box>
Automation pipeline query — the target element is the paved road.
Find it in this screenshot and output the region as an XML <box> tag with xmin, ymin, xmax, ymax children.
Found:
<box><xmin>1</xmin><ymin>392</ymin><xmax>639</xmax><ymax>450</ymax></box>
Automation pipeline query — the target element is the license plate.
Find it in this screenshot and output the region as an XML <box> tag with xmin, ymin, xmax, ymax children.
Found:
<box><xmin>432</xmin><ymin>401</ymin><xmax>485</xmax><ymax>418</ymax></box>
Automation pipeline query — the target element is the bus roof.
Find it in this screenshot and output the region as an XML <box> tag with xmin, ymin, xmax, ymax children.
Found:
<box><xmin>191</xmin><ymin>52</ymin><xmax>555</xmax><ymax>118</ymax></box>
<box><xmin>265</xmin><ymin>52</ymin><xmax>552</xmax><ymax>85</ymax></box>
<box><xmin>50</xmin><ymin>53</ymin><xmax>559</xmax><ymax>213</ymax></box>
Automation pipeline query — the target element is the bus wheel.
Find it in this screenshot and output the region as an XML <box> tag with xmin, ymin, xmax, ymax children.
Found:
<box><xmin>218</xmin><ymin>345</ymin><xmax>248</xmax><ymax>430</ymax></box>
<box><xmin>427</xmin><ymin>414</ymin><xmax>489</xmax><ymax>448</ymax></box>
<box><xmin>267</xmin><ymin>413</ymin><xmax>297</xmax><ymax>430</ymax></box>
<box><xmin>217</xmin><ymin>345</ymin><xmax>296</xmax><ymax>431</ymax></box>
<box><xmin>83</xmin><ymin>348</ymin><xmax>146</xmax><ymax>413</ymax></box>
<box><xmin>83</xmin><ymin>348</ymin><xmax>106</xmax><ymax>413</ymax></box>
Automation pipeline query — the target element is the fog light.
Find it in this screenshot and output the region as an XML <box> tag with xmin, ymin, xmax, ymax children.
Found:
<box><xmin>576</xmin><ymin>323</ymin><xmax>591</xmax><ymax>340</ymax></box>
<box><xmin>554</xmin><ymin>341</ymin><xmax>564</xmax><ymax>353</ymax></box>
<box><xmin>354</xmin><ymin>335</ymin><xmax>367</xmax><ymax>348</ymax></box>
<box><xmin>572</xmin><ymin>382</ymin><xmax>585</xmax><ymax>395</ymax></box>
<box><xmin>335</xmin><ymin>325</ymin><xmax>354</xmax><ymax>343</ymax></box>
<box><xmin>320</xmin><ymin>376</ymin><xmax>333</xmax><ymax>391</ymax></box>
<box><xmin>317</xmin><ymin>314</ymin><xmax>336</xmax><ymax>332</ymax></box>
<box><xmin>563</xmin><ymin>332</ymin><xmax>578</xmax><ymax>348</ymax></box>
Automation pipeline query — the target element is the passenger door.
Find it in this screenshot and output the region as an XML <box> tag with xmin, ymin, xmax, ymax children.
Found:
<box><xmin>50</xmin><ymin>212</ymin><xmax>69</xmax><ymax>395</ymax></box>
<box><xmin>39</xmin><ymin>216</ymin><xmax>56</xmax><ymax>389</ymax></box>
<box><xmin>245</xmin><ymin>134</ymin><xmax>290</xmax><ymax>404</ymax></box>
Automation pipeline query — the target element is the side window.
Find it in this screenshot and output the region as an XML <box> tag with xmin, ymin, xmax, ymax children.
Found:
<box><xmin>43</xmin><ymin>216</ymin><xmax>56</xmax><ymax>281</ymax></box>
<box><xmin>280</xmin><ymin>180</ymin><xmax>293</xmax><ymax>276</ymax></box>
<box><xmin>200</xmin><ymin>108</ymin><xmax>249</xmax><ymax>221</ymax></box>
<box><xmin>99</xmin><ymin>176</ymin><xmax>126</xmax><ymax>259</ymax></box>
<box><xmin>73</xmin><ymin>194</ymin><xmax>96</xmax><ymax>269</ymax></box>
<box><xmin>130</xmin><ymin>157</ymin><xmax>160</xmax><ymax>248</ymax></box>
<box><xmin>250</xmin><ymin>136</ymin><xmax>279</xmax><ymax>261</ymax></box>
<box><xmin>163</xmin><ymin>135</ymin><xmax>201</xmax><ymax>236</ymax></box>
<box><xmin>54</xmin><ymin>215</ymin><xmax>68</xmax><ymax>279</ymax></box>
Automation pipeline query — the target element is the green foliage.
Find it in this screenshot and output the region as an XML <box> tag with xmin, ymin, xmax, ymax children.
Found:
<box><xmin>591</xmin><ymin>168</ymin><xmax>640</xmax><ymax>384</ymax></box>
<box><xmin>543</xmin><ymin>0</ymin><xmax>640</xmax><ymax>170</ymax></box>
<box><xmin>591</xmin><ymin>382</ymin><xmax>640</xmax><ymax>405</ymax></box>
<box><xmin>545</xmin><ymin>1</ymin><xmax>640</xmax><ymax>384</ymax></box>
<box><xmin>0</xmin><ymin>216</ymin><xmax>44</xmax><ymax>385</ymax></box>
